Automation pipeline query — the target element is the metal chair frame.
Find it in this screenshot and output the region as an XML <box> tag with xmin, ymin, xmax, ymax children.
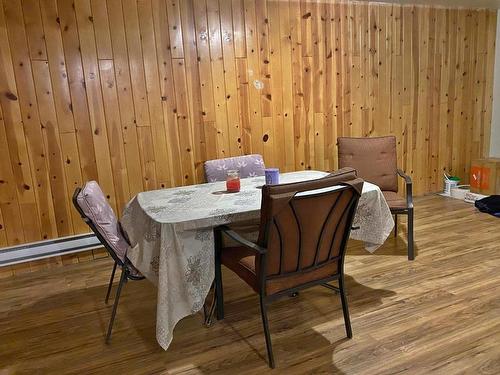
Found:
<box><xmin>393</xmin><ymin>169</ymin><xmax>414</xmax><ymax>260</ymax></box>
<box><xmin>214</xmin><ymin>184</ymin><xmax>361</xmax><ymax>368</ymax></box>
<box><xmin>72</xmin><ymin>187</ymin><xmax>144</xmax><ymax>343</ymax></box>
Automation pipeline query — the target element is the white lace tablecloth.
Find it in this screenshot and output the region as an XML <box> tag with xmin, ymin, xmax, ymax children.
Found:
<box><xmin>121</xmin><ymin>171</ymin><xmax>394</xmax><ymax>350</ymax></box>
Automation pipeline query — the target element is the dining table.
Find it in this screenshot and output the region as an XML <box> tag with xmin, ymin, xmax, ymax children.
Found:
<box><xmin>120</xmin><ymin>170</ymin><xmax>394</xmax><ymax>350</ymax></box>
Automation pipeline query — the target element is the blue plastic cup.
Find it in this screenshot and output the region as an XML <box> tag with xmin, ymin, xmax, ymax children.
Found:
<box><xmin>264</xmin><ymin>168</ymin><xmax>280</xmax><ymax>185</ymax></box>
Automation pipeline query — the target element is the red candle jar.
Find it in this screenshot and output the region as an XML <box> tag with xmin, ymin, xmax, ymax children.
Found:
<box><xmin>226</xmin><ymin>170</ymin><xmax>241</xmax><ymax>192</ymax></box>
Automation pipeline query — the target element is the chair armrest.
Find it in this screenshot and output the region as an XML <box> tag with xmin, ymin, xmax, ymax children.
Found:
<box><xmin>397</xmin><ymin>169</ymin><xmax>412</xmax><ymax>184</ymax></box>
<box><xmin>397</xmin><ymin>169</ymin><xmax>413</xmax><ymax>209</ymax></box>
<box><xmin>217</xmin><ymin>225</ymin><xmax>267</xmax><ymax>255</ymax></box>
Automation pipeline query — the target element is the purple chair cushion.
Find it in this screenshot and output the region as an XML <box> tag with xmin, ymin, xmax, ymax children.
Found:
<box><xmin>204</xmin><ymin>154</ymin><xmax>266</xmax><ymax>182</ymax></box>
<box><xmin>76</xmin><ymin>181</ymin><xmax>129</xmax><ymax>263</ymax></box>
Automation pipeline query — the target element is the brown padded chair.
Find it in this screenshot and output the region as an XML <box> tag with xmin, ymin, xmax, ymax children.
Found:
<box><xmin>214</xmin><ymin>168</ymin><xmax>363</xmax><ymax>368</ymax></box>
<box><xmin>337</xmin><ymin>136</ymin><xmax>414</xmax><ymax>260</ymax></box>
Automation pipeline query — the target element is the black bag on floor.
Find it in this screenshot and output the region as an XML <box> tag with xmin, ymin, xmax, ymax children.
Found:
<box><xmin>475</xmin><ymin>195</ymin><xmax>500</xmax><ymax>217</ymax></box>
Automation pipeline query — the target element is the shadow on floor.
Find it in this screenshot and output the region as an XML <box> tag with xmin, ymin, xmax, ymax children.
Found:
<box><xmin>347</xmin><ymin>232</ymin><xmax>419</xmax><ymax>258</ymax></box>
<box><xmin>0</xmin><ymin>265</ymin><xmax>395</xmax><ymax>374</ymax></box>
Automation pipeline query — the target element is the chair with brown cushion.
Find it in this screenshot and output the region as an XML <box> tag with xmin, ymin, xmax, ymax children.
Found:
<box><xmin>214</xmin><ymin>168</ymin><xmax>363</xmax><ymax>368</ymax></box>
<box><xmin>72</xmin><ymin>181</ymin><xmax>144</xmax><ymax>343</ymax></box>
<box><xmin>337</xmin><ymin>136</ymin><xmax>414</xmax><ymax>260</ymax></box>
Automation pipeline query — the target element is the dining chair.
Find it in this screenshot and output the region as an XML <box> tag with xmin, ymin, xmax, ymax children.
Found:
<box><xmin>72</xmin><ymin>181</ymin><xmax>144</xmax><ymax>343</ymax></box>
<box><xmin>337</xmin><ymin>136</ymin><xmax>414</xmax><ymax>260</ymax></box>
<box><xmin>203</xmin><ymin>154</ymin><xmax>265</xmax><ymax>182</ymax></box>
<box><xmin>204</xmin><ymin>154</ymin><xmax>266</xmax><ymax>248</ymax></box>
<box><xmin>214</xmin><ymin>170</ymin><xmax>363</xmax><ymax>368</ymax></box>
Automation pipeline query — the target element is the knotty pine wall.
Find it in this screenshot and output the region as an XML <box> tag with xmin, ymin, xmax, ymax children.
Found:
<box><xmin>0</xmin><ymin>0</ymin><xmax>496</xmax><ymax>275</ymax></box>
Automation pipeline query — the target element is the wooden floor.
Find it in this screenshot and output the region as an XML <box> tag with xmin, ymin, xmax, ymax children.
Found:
<box><xmin>1</xmin><ymin>195</ymin><xmax>500</xmax><ymax>375</ymax></box>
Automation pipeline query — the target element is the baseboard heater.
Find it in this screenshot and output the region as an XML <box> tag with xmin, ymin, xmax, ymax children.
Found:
<box><xmin>0</xmin><ymin>234</ymin><xmax>101</xmax><ymax>267</ymax></box>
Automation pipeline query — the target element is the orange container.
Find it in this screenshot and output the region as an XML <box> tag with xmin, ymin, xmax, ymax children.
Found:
<box><xmin>470</xmin><ymin>158</ymin><xmax>500</xmax><ymax>195</ymax></box>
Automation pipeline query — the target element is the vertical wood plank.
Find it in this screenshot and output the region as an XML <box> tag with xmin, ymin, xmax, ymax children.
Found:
<box><xmin>4</xmin><ymin>0</ymin><xmax>57</xmax><ymax>241</ymax></box>
<box><xmin>22</xmin><ymin>0</ymin><xmax>48</xmax><ymax>60</ymax></box>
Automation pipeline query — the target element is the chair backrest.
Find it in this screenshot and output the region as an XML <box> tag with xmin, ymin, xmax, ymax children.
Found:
<box><xmin>338</xmin><ymin>136</ymin><xmax>398</xmax><ymax>192</ymax></box>
<box><xmin>204</xmin><ymin>154</ymin><xmax>265</xmax><ymax>182</ymax></box>
<box><xmin>256</xmin><ymin>168</ymin><xmax>363</xmax><ymax>294</ymax></box>
<box><xmin>72</xmin><ymin>181</ymin><xmax>129</xmax><ymax>265</ymax></box>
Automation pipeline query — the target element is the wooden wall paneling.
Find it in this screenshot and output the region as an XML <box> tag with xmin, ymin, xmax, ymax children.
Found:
<box><xmin>290</xmin><ymin>0</ymin><xmax>305</xmax><ymax>170</ymax></box>
<box><xmin>278</xmin><ymin>0</ymin><xmax>296</xmax><ymax>172</ymax></box>
<box><xmin>220</xmin><ymin>0</ymin><xmax>244</xmax><ymax>159</ymax></box>
<box><xmin>236</xmin><ymin>58</ymin><xmax>252</xmax><ymax>155</ymax></box>
<box><xmin>483</xmin><ymin>10</ymin><xmax>496</xmax><ymax>158</ymax></box>
<box><xmin>137</xmin><ymin>0</ymin><xmax>173</xmax><ymax>188</ymax></box>
<box><xmin>231</xmin><ymin>0</ymin><xmax>246</xmax><ymax>59</ymax></box>
<box><xmin>38</xmin><ymin>0</ymin><xmax>87</xmax><ymax>235</ymax></box>
<box><xmin>90</xmin><ymin>0</ymin><xmax>113</xmax><ymax>60</ymax></box>
<box><xmin>377</xmin><ymin>5</ymin><xmax>390</xmax><ymax>138</ymax></box>
<box><xmin>302</xmin><ymin>54</ymin><xmax>313</xmax><ymax>170</ymax></box>
<box><xmin>462</xmin><ymin>10</ymin><xmax>474</xmax><ymax>183</ymax></box>
<box><xmin>74</xmin><ymin>0</ymin><xmax>117</xmax><ymax>261</ymax></box>
<box><xmin>300</xmin><ymin>1</ymin><xmax>314</xmax><ymax>170</ymax></box>
<box><xmin>437</xmin><ymin>8</ymin><xmax>450</xmax><ymax>192</ymax></box>
<box><xmin>472</xmin><ymin>10</ymin><xmax>486</xmax><ymax>162</ymax></box>
<box><xmin>122</xmin><ymin>0</ymin><xmax>152</xmax><ymax>129</ymax></box>
<box><xmin>106</xmin><ymin>0</ymin><xmax>147</xmax><ymax>196</ymax></box>
<box><xmin>0</xmin><ymin>207</ymin><xmax>12</xmax><ymax>279</ymax></box>
<box><xmin>359</xmin><ymin>2</ymin><xmax>369</xmax><ymax>140</ymax></box>
<box><xmin>192</xmin><ymin>0</ymin><xmax>219</xmax><ymax>164</ymax></box>
<box><xmin>323</xmin><ymin>3</ymin><xmax>338</xmax><ymax>170</ymax></box>
<box><xmin>0</xmin><ymin>105</ymin><xmax>27</xmax><ymax>247</ymax></box>
<box><xmin>256</xmin><ymin>0</ymin><xmax>276</xmax><ymax>167</ymax></box>
<box><xmin>178</xmin><ymin>0</ymin><xmax>208</xmax><ymax>182</ymax></box>
<box><xmin>0</xmin><ymin>208</ymin><xmax>6</xmax><ymax>247</ymax></box>
<box><xmin>298</xmin><ymin>0</ymin><xmax>312</xmax><ymax>172</ymax></box>
<box><xmin>333</xmin><ymin>2</ymin><xmax>344</xmax><ymax>142</ymax></box>
<box><xmin>4</xmin><ymin>0</ymin><xmax>57</xmax><ymax>242</ymax></box>
<box><xmin>401</xmin><ymin>6</ymin><xmax>412</xmax><ymax>178</ymax></box>
<box><xmin>340</xmin><ymin>2</ymin><xmax>352</xmax><ymax>139</ymax></box>
<box><xmin>1</xmin><ymin>0</ymin><xmax>40</xmax><ymax>246</ymax></box>
<box><xmin>350</xmin><ymin>3</ymin><xmax>362</xmax><ymax>140</ymax></box>
<box><xmin>312</xmin><ymin>1</ymin><xmax>325</xmax><ymax>171</ymax></box>
<box><xmin>445</xmin><ymin>9</ymin><xmax>457</xmax><ymax>178</ymax></box>
<box><xmin>58</xmin><ymin>0</ymin><xmax>99</xmax><ymax>186</ymax></box>
<box><xmin>243</xmin><ymin>0</ymin><xmax>264</xmax><ymax>157</ymax></box>
<box><xmin>391</xmin><ymin>4</ymin><xmax>405</xmax><ymax>194</ymax></box>
<box><xmin>151</xmin><ymin>0</ymin><xmax>183</xmax><ymax>186</ymax></box>
<box><xmin>207</xmin><ymin>0</ymin><xmax>231</xmax><ymax>159</ymax></box>
<box><xmin>31</xmin><ymin>60</ymin><xmax>73</xmax><ymax>237</ymax></box>
<box><xmin>98</xmin><ymin>60</ymin><xmax>131</xmax><ymax>210</ymax></box>
<box><xmin>428</xmin><ymin>7</ymin><xmax>441</xmax><ymax>193</ymax></box>
<box><xmin>39</xmin><ymin>0</ymin><xmax>76</xmax><ymax>135</ymax></box>
<box><xmin>22</xmin><ymin>0</ymin><xmax>48</xmax><ymax>61</ymax></box>
<box><xmin>74</xmin><ymin>0</ymin><xmax>117</xmax><ymax>210</ymax></box>
<box><xmin>301</xmin><ymin>0</ymin><xmax>313</xmax><ymax>58</ymax></box>
<box><xmin>453</xmin><ymin>9</ymin><xmax>463</xmax><ymax>180</ymax></box>
<box><xmin>136</xmin><ymin>127</ymin><xmax>157</xmax><ymax>190</ymax></box>
<box><xmin>0</xmin><ymin>0</ymin><xmax>498</xmax><ymax>260</ymax></box>
<box><xmin>121</xmin><ymin>0</ymin><xmax>158</xmax><ymax>190</ymax></box>
<box><xmin>166</xmin><ymin>0</ymin><xmax>185</xmax><ymax>59</ymax></box>
<box><xmin>419</xmin><ymin>6</ymin><xmax>431</xmax><ymax>193</ymax></box>
<box><xmin>267</xmin><ymin>0</ymin><xmax>284</xmax><ymax>170</ymax></box>
<box><xmin>171</xmin><ymin>59</ymin><xmax>196</xmax><ymax>184</ymax></box>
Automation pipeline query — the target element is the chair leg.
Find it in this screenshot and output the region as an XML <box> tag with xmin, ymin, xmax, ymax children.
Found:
<box><xmin>394</xmin><ymin>214</ymin><xmax>398</xmax><ymax>237</ymax></box>
<box><xmin>106</xmin><ymin>268</ymin><xmax>127</xmax><ymax>344</ymax></box>
<box><xmin>105</xmin><ymin>262</ymin><xmax>117</xmax><ymax>304</ymax></box>
<box><xmin>407</xmin><ymin>209</ymin><xmax>415</xmax><ymax>261</ymax></box>
<box><xmin>214</xmin><ymin>229</ymin><xmax>224</xmax><ymax>320</ymax></box>
<box><xmin>339</xmin><ymin>275</ymin><xmax>352</xmax><ymax>339</ymax></box>
<box><xmin>259</xmin><ymin>296</ymin><xmax>275</xmax><ymax>369</ymax></box>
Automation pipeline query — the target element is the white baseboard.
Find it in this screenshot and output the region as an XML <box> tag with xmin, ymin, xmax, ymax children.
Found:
<box><xmin>0</xmin><ymin>234</ymin><xmax>101</xmax><ymax>267</ymax></box>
